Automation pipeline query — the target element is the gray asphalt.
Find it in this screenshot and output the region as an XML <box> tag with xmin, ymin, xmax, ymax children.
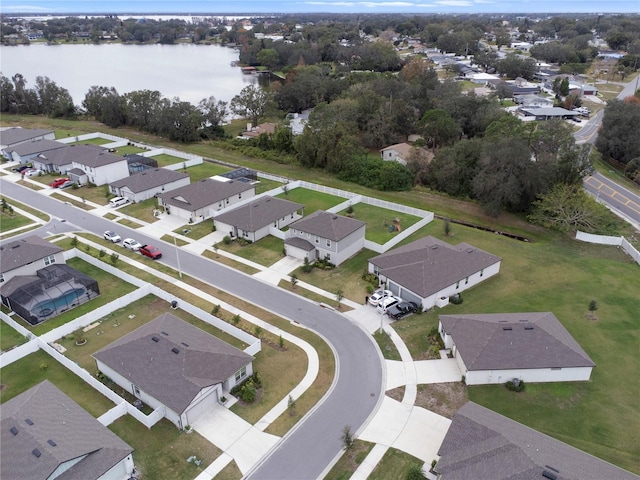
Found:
<box><xmin>0</xmin><ymin>179</ymin><xmax>384</xmax><ymax>480</ymax></box>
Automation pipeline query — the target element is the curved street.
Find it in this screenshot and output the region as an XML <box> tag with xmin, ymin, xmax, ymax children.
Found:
<box><xmin>0</xmin><ymin>178</ymin><xmax>385</xmax><ymax>480</ymax></box>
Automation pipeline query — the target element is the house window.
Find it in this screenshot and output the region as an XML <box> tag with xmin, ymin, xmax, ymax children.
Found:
<box><xmin>326</xmin><ymin>239</ymin><xmax>331</xmax><ymax>247</ymax></box>
<box><xmin>291</xmin><ymin>214</ymin><xmax>294</xmax><ymax>219</ymax></box>
<box><xmin>235</xmin><ymin>366</ymin><xmax>247</xmax><ymax>382</ymax></box>
<box><xmin>465</xmin><ymin>277</ymin><xmax>469</xmax><ymax>284</ymax></box>
<box><xmin>274</xmin><ymin>221</ymin><xmax>277</xmax><ymax>227</ymax></box>
<box><xmin>0</xmin><ymin>274</ymin><xmax>4</xmax><ymax>283</ymax></box>
<box><xmin>455</xmin><ymin>281</ymin><xmax>459</xmax><ymax>289</ymax></box>
<box><xmin>226</xmin><ymin>198</ymin><xmax>229</xmax><ymax>204</ymax></box>
<box><xmin>43</xmin><ymin>254</ymin><xmax>56</xmax><ymax>266</ymax></box>
<box><xmin>238</xmin><ymin>193</ymin><xmax>242</xmax><ymax>199</ymax></box>
<box><xmin>218</xmin><ymin>202</ymin><xmax>222</xmax><ymax>208</ymax></box>
<box><xmin>480</xmin><ymin>269</ymin><xmax>484</xmax><ymax>277</ymax></box>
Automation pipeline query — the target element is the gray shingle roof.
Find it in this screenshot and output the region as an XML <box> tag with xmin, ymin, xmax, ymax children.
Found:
<box><xmin>0</xmin><ymin>236</ymin><xmax>63</xmax><ymax>274</ymax></box>
<box><xmin>0</xmin><ymin>127</ymin><xmax>53</xmax><ymax>146</ymax></box>
<box><xmin>289</xmin><ymin>210</ymin><xmax>366</xmax><ymax>242</ymax></box>
<box><xmin>439</xmin><ymin>312</ymin><xmax>595</xmax><ymax>370</ymax></box>
<box><xmin>159</xmin><ymin>178</ymin><xmax>254</xmax><ymax>212</ymax></box>
<box><xmin>93</xmin><ymin>313</ymin><xmax>253</xmax><ymax>414</ymax></box>
<box><xmin>214</xmin><ymin>196</ymin><xmax>303</xmax><ymax>232</ymax></box>
<box><xmin>35</xmin><ymin>144</ymin><xmax>122</xmax><ymax>167</ymax></box>
<box><xmin>1</xmin><ymin>380</ymin><xmax>133</xmax><ymax>480</ymax></box>
<box><xmin>4</xmin><ymin>139</ymin><xmax>66</xmax><ymax>156</ymax></box>
<box><xmin>437</xmin><ymin>402</ymin><xmax>640</xmax><ymax>480</ymax></box>
<box><xmin>109</xmin><ymin>168</ymin><xmax>189</xmax><ymax>193</ymax></box>
<box><xmin>369</xmin><ymin>236</ymin><xmax>501</xmax><ymax>298</ymax></box>
<box><xmin>284</xmin><ymin>236</ymin><xmax>314</xmax><ymax>251</ymax></box>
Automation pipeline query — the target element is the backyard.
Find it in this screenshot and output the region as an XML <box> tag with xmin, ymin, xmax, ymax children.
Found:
<box><xmin>275</xmin><ymin>187</ymin><xmax>345</xmax><ymax>214</ymax></box>
<box><xmin>337</xmin><ymin>202</ymin><xmax>423</xmax><ymax>244</ymax></box>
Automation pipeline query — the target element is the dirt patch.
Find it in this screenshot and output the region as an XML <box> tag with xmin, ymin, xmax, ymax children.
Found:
<box><xmin>0</xmin><ymin>384</ymin><xmax>5</xmax><ymax>393</ymax></box>
<box><xmin>386</xmin><ymin>386</ymin><xmax>405</xmax><ymax>402</ymax></box>
<box><xmin>414</xmin><ymin>382</ymin><xmax>468</xmax><ymax>419</ymax></box>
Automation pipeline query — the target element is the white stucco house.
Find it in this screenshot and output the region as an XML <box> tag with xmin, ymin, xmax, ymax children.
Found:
<box><xmin>109</xmin><ymin>168</ymin><xmax>190</xmax><ymax>203</ymax></box>
<box><xmin>1</xmin><ymin>380</ymin><xmax>135</xmax><ymax>480</ymax></box>
<box><xmin>157</xmin><ymin>178</ymin><xmax>255</xmax><ymax>223</ymax></box>
<box><xmin>367</xmin><ymin>236</ymin><xmax>501</xmax><ymax>311</ymax></box>
<box><xmin>68</xmin><ymin>145</ymin><xmax>129</xmax><ymax>186</ymax></box>
<box><xmin>214</xmin><ymin>196</ymin><xmax>304</xmax><ymax>242</ymax></box>
<box><xmin>0</xmin><ymin>235</ymin><xmax>65</xmax><ymax>285</ymax></box>
<box><xmin>284</xmin><ymin>210</ymin><xmax>366</xmax><ymax>266</ymax></box>
<box><xmin>93</xmin><ymin>313</ymin><xmax>255</xmax><ymax>429</ymax></box>
<box><xmin>438</xmin><ymin>312</ymin><xmax>596</xmax><ymax>385</ymax></box>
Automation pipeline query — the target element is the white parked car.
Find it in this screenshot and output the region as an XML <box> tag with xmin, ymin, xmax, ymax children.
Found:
<box><xmin>368</xmin><ymin>289</ymin><xmax>394</xmax><ymax>306</ymax></box>
<box><xmin>24</xmin><ymin>168</ymin><xmax>44</xmax><ymax>177</ymax></box>
<box><xmin>122</xmin><ymin>238</ymin><xmax>142</xmax><ymax>251</ymax></box>
<box><xmin>377</xmin><ymin>296</ymin><xmax>402</xmax><ymax>314</ymax></box>
<box><xmin>103</xmin><ymin>230</ymin><xmax>121</xmax><ymax>243</ymax></box>
<box><xmin>109</xmin><ymin>196</ymin><xmax>128</xmax><ymax>208</ymax></box>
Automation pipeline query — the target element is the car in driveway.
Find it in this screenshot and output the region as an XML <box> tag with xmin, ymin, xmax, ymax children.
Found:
<box><xmin>24</xmin><ymin>168</ymin><xmax>44</xmax><ymax>177</ymax></box>
<box><xmin>49</xmin><ymin>177</ymin><xmax>70</xmax><ymax>188</ymax></box>
<box><xmin>58</xmin><ymin>180</ymin><xmax>74</xmax><ymax>189</ymax></box>
<box><xmin>368</xmin><ymin>289</ymin><xmax>393</xmax><ymax>306</ymax></box>
<box><xmin>109</xmin><ymin>196</ymin><xmax>128</xmax><ymax>208</ymax></box>
<box><xmin>122</xmin><ymin>238</ymin><xmax>142</xmax><ymax>251</ymax></box>
<box><xmin>376</xmin><ymin>296</ymin><xmax>402</xmax><ymax>314</ymax></box>
<box><xmin>103</xmin><ymin>230</ymin><xmax>121</xmax><ymax>243</ymax></box>
<box><xmin>139</xmin><ymin>244</ymin><xmax>162</xmax><ymax>259</ymax></box>
<box><xmin>386</xmin><ymin>301</ymin><xmax>418</xmax><ymax>320</ymax></box>
<box><xmin>13</xmin><ymin>165</ymin><xmax>32</xmax><ymax>173</ymax></box>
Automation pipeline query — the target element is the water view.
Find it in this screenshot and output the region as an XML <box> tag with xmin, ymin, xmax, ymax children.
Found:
<box><xmin>0</xmin><ymin>43</ymin><xmax>258</xmax><ymax>106</ymax></box>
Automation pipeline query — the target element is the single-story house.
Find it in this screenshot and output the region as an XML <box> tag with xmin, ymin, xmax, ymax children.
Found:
<box><xmin>93</xmin><ymin>313</ymin><xmax>254</xmax><ymax>429</ymax></box>
<box><xmin>2</xmin><ymin>139</ymin><xmax>66</xmax><ymax>164</ymax></box>
<box><xmin>434</xmin><ymin>402</ymin><xmax>639</xmax><ymax>480</ymax></box>
<box><xmin>439</xmin><ymin>312</ymin><xmax>595</xmax><ymax>385</ymax></box>
<box><xmin>158</xmin><ymin>178</ymin><xmax>255</xmax><ymax>223</ymax></box>
<box><xmin>519</xmin><ymin>107</ymin><xmax>580</xmax><ymax>120</ymax></box>
<box><xmin>469</xmin><ymin>72</ymin><xmax>500</xmax><ymax>84</ymax></box>
<box><xmin>0</xmin><ymin>127</ymin><xmax>54</xmax><ymax>151</ymax></box>
<box><xmin>0</xmin><ymin>235</ymin><xmax>65</xmax><ymax>285</ymax></box>
<box><xmin>515</xmin><ymin>94</ymin><xmax>554</xmax><ymax>108</ymax></box>
<box><xmin>109</xmin><ymin>168</ymin><xmax>190</xmax><ymax>203</ymax></box>
<box><xmin>367</xmin><ymin>236</ymin><xmax>501</xmax><ymax>311</ymax></box>
<box><xmin>284</xmin><ymin>210</ymin><xmax>366</xmax><ymax>266</ymax></box>
<box><xmin>69</xmin><ymin>145</ymin><xmax>129</xmax><ymax>186</ymax></box>
<box><xmin>380</xmin><ymin>143</ymin><xmax>432</xmax><ymax>166</ymax></box>
<box><xmin>214</xmin><ymin>196</ymin><xmax>304</xmax><ymax>242</ymax></box>
<box><xmin>1</xmin><ymin>380</ymin><xmax>135</xmax><ymax>480</ymax></box>
<box><xmin>238</xmin><ymin>122</ymin><xmax>277</xmax><ymax>140</ymax></box>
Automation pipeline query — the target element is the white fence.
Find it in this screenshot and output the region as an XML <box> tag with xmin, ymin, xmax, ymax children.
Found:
<box><xmin>576</xmin><ymin>231</ymin><xmax>640</xmax><ymax>266</ymax></box>
<box><xmin>58</xmin><ymin>132</ymin><xmax>126</xmax><ymax>144</ymax></box>
<box><xmin>142</xmin><ymin>148</ymin><xmax>203</xmax><ymax>164</ymax></box>
<box><xmin>0</xmin><ymin>338</ymin><xmax>39</xmax><ymax>368</ymax></box>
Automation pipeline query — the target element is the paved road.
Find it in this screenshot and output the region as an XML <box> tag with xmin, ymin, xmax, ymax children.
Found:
<box><xmin>584</xmin><ymin>171</ymin><xmax>640</xmax><ymax>230</ymax></box>
<box><xmin>0</xmin><ymin>179</ymin><xmax>384</xmax><ymax>480</ymax></box>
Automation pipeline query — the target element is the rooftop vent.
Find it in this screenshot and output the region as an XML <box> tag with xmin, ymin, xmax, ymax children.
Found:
<box><xmin>181</xmin><ymin>342</ymin><xmax>189</xmax><ymax>347</ymax></box>
<box><xmin>161</xmin><ymin>331</ymin><xmax>169</xmax><ymax>336</ymax></box>
<box><xmin>32</xmin><ymin>449</ymin><xmax>41</xmax><ymax>458</ymax></box>
<box><xmin>10</xmin><ymin>426</ymin><xmax>18</xmax><ymax>436</ymax></box>
<box><xmin>431</xmin><ymin>245</ymin><xmax>438</xmax><ymax>250</ymax></box>
<box><xmin>152</xmin><ymin>336</ymin><xmax>160</xmax><ymax>343</ymax></box>
<box><xmin>524</xmin><ymin>326</ymin><xmax>534</xmax><ymax>330</ymax></box>
<box><xmin>542</xmin><ymin>470</ymin><xmax>558</xmax><ymax>480</ymax></box>
<box><xmin>47</xmin><ymin>439</ymin><xmax>57</xmax><ymax>447</ymax></box>
<box><xmin>171</xmin><ymin>347</ymin><xmax>180</xmax><ymax>354</ymax></box>
<box><xmin>25</xmin><ymin>418</ymin><xmax>34</xmax><ymax>425</ymax></box>
<box><xmin>502</xmin><ymin>326</ymin><xmax>513</xmax><ymax>331</ymax></box>
<box><xmin>467</xmin><ymin>249</ymin><xmax>474</xmax><ymax>253</ymax></box>
<box><xmin>332</xmin><ymin>216</ymin><xmax>338</xmax><ymax>220</ymax></box>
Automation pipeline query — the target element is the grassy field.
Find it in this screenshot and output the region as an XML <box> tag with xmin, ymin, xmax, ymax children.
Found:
<box><xmin>338</xmin><ymin>202</ymin><xmax>423</xmax><ymax>244</ymax></box>
<box><xmin>218</xmin><ymin>235</ymin><xmax>285</xmax><ymax>267</ymax></box>
<box><xmin>275</xmin><ymin>188</ymin><xmax>345</xmax><ymax>214</ymax></box>
<box><xmin>0</xmin><ymin>209</ymin><xmax>33</xmax><ymax>234</ymax></box>
<box><xmin>109</xmin><ymin>414</ymin><xmax>220</xmax><ymax>480</ymax></box>
<box><xmin>390</xmin><ymin>218</ymin><xmax>640</xmax><ymax>474</ymax></box>
<box><xmin>69</xmin><ymin>137</ymin><xmax>111</xmax><ymax>146</ymax></box>
<box><xmin>184</xmin><ymin>161</ymin><xmax>232</xmax><ymax>182</ymax></box>
<box><xmin>0</xmin><ymin>320</ymin><xmax>28</xmax><ymax>352</ymax></box>
<box><xmin>324</xmin><ymin>440</ymin><xmax>375</xmax><ymax>480</ymax></box>
<box><xmin>114</xmin><ymin>145</ymin><xmax>148</xmax><ymax>156</ymax></box>
<box><xmin>118</xmin><ymin>197</ymin><xmax>160</xmax><ymax>224</ymax></box>
<box><xmin>202</xmin><ymin>249</ymin><xmax>262</xmax><ymax>275</ymax></box>
<box><xmin>174</xmin><ymin>220</ymin><xmax>214</xmax><ymax>240</ymax></box>
<box><xmin>50</xmin><ymin>192</ymin><xmax>94</xmax><ymax>210</ymax></box>
<box><xmin>369</xmin><ymin>448</ymin><xmax>424</xmax><ymax>480</ymax></box>
<box><xmin>0</xmin><ymin>350</ymin><xmax>116</xmax><ymax>417</ymax></box>
<box><xmin>149</xmin><ymin>153</ymin><xmax>187</xmax><ymax>166</ymax></box>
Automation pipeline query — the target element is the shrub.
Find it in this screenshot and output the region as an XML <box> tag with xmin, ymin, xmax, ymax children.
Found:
<box><xmin>232</xmin><ymin>314</ymin><xmax>241</xmax><ymax>325</ymax></box>
<box><xmin>302</xmin><ymin>257</ymin><xmax>313</xmax><ymax>273</ymax></box>
<box><xmin>99</xmin><ymin>249</ymin><xmax>106</xmax><ymax>258</ymax></box>
<box><xmin>71</xmin><ymin>236</ymin><xmax>79</xmax><ymax>248</ymax></box>
<box><xmin>222</xmin><ymin>235</ymin><xmax>232</xmax><ymax>245</ymax></box>
<box><xmin>211</xmin><ymin>304</ymin><xmax>221</xmax><ymax>315</ymax></box>
<box><xmin>505</xmin><ymin>379</ymin><xmax>525</xmax><ymax>392</ymax></box>
<box><xmin>361</xmin><ymin>272</ymin><xmax>379</xmax><ymax>288</ymax></box>
<box><xmin>450</xmin><ymin>293</ymin><xmax>463</xmax><ymax>305</ymax></box>
<box><xmin>254</xmin><ymin>325</ymin><xmax>263</xmax><ymax>337</ymax></box>
<box><xmin>109</xmin><ymin>252</ymin><xmax>119</xmax><ymax>265</ymax></box>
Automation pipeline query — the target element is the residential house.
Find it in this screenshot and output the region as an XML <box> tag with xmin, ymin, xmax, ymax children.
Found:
<box><xmin>1</xmin><ymin>380</ymin><xmax>135</xmax><ymax>480</ymax></box>
<box><xmin>515</xmin><ymin>93</ymin><xmax>554</xmax><ymax>108</ymax></box>
<box><xmin>367</xmin><ymin>236</ymin><xmax>501</xmax><ymax>311</ymax></box>
<box><xmin>2</xmin><ymin>139</ymin><xmax>66</xmax><ymax>164</ymax></box>
<box><xmin>238</xmin><ymin>122</ymin><xmax>277</xmax><ymax>140</ymax></box>
<box><xmin>284</xmin><ymin>210</ymin><xmax>366</xmax><ymax>266</ymax></box>
<box><xmin>519</xmin><ymin>107</ymin><xmax>580</xmax><ymax>120</ymax></box>
<box><xmin>158</xmin><ymin>178</ymin><xmax>255</xmax><ymax>223</ymax></box>
<box><xmin>438</xmin><ymin>312</ymin><xmax>595</xmax><ymax>385</ymax></box>
<box><xmin>0</xmin><ymin>127</ymin><xmax>54</xmax><ymax>151</ymax></box>
<box><xmin>433</xmin><ymin>402</ymin><xmax>639</xmax><ymax>480</ymax></box>
<box><xmin>0</xmin><ymin>236</ymin><xmax>64</xmax><ymax>285</ymax></box>
<box><xmin>31</xmin><ymin>146</ymin><xmax>76</xmax><ymax>175</ymax></box>
<box><xmin>380</xmin><ymin>143</ymin><xmax>432</xmax><ymax>166</ymax></box>
<box><xmin>214</xmin><ymin>196</ymin><xmax>304</xmax><ymax>242</ymax></box>
<box><xmin>109</xmin><ymin>168</ymin><xmax>190</xmax><ymax>203</ymax></box>
<box><xmin>93</xmin><ymin>313</ymin><xmax>254</xmax><ymax>429</ymax></box>
<box><xmin>68</xmin><ymin>145</ymin><xmax>129</xmax><ymax>186</ymax></box>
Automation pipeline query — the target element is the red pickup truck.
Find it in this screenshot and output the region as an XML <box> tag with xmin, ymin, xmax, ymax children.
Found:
<box><xmin>139</xmin><ymin>245</ymin><xmax>162</xmax><ymax>260</ymax></box>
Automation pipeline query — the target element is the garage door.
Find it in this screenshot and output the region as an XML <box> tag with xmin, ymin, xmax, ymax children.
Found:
<box><xmin>388</xmin><ymin>282</ymin><xmax>401</xmax><ymax>297</ymax></box>
<box><xmin>399</xmin><ymin>288</ymin><xmax>422</xmax><ymax>306</ymax></box>
<box><xmin>184</xmin><ymin>392</ymin><xmax>217</xmax><ymax>425</ymax></box>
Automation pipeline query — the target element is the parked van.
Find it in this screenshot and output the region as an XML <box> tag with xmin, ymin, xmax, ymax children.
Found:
<box><xmin>109</xmin><ymin>196</ymin><xmax>128</xmax><ymax>208</ymax></box>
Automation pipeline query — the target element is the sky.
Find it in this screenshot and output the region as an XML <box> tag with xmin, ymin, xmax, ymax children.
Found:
<box><xmin>1</xmin><ymin>0</ymin><xmax>639</xmax><ymax>15</ymax></box>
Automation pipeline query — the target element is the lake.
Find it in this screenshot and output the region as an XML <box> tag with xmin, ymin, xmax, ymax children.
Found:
<box><xmin>0</xmin><ymin>43</ymin><xmax>258</xmax><ymax>106</ymax></box>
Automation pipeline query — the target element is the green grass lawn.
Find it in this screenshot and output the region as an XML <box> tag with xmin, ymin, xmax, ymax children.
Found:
<box><xmin>174</xmin><ymin>220</ymin><xmax>214</xmax><ymax>240</ymax></box>
<box><xmin>275</xmin><ymin>188</ymin><xmax>345</xmax><ymax>215</ymax></box>
<box><xmin>68</xmin><ymin>137</ymin><xmax>112</xmax><ymax>146</ymax></box>
<box><xmin>201</xmin><ymin>249</ymin><xmax>262</xmax><ymax>275</ymax></box>
<box><xmin>369</xmin><ymin>447</ymin><xmax>424</xmax><ymax>480</ymax></box>
<box><xmin>0</xmin><ymin>320</ymin><xmax>28</xmax><ymax>351</ymax></box>
<box><xmin>50</xmin><ymin>192</ymin><xmax>94</xmax><ymax>210</ymax></box>
<box><xmin>373</xmin><ymin>330</ymin><xmax>401</xmax><ymax>361</ymax></box>
<box><xmin>391</xmin><ymin>219</ymin><xmax>640</xmax><ymax>474</ymax></box>
<box><xmin>324</xmin><ymin>440</ymin><xmax>375</xmax><ymax>480</ymax></box>
<box><xmin>114</xmin><ymin>145</ymin><xmax>148</xmax><ymax>156</ymax></box>
<box><xmin>162</xmin><ymin>234</ymin><xmax>189</xmax><ymax>246</ymax></box>
<box><xmin>72</xmin><ymin>184</ymin><xmax>111</xmax><ymax>206</ymax></box>
<box><xmin>149</xmin><ymin>153</ymin><xmax>187</xmax><ymax>167</ymax></box>
<box><xmin>118</xmin><ymin>197</ymin><xmax>160</xmax><ymax>224</ymax></box>
<box><xmin>338</xmin><ymin>203</ymin><xmax>422</xmax><ymax>244</ymax></box>
<box><xmin>54</xmin><ymin>129</ymin><xmax>85</xmax><ymax>139</ymax></box>
<box><xmin>254</xmin><ymin>177</ymin><xmax>284</xmax><ymax>194</ymax></box>
<box><xmin>184</xmin><ymin>162</ymin><xmax>232</xmax><ymax>182</ymax></box>
<box><xmin>15</xmin><ymin>256</ymin><xmax>137</xmax><ymax>336</ymax></box>
<box><xmin>0</xmin><ymin>209</ymin><xmax>34</xmax><ymax>233</ymax></box>
<box><xmin>109</xmin><ymin>415</ymin><xmax>220</xmax><ymax>480</ymax></box>
<box><xmin>0</xmin><ymin>350</ymin><xmax>116</xmax><ymax>417</ymax></box>
<box><xmin>1</xmin><ymin>197</ymin><xmax>50</xmax><ymax>222</ymax></box>
<box><xmin>218</xmin><ymin>235</ymin><xmax>285</xmax><ymax>267</ymax></box>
